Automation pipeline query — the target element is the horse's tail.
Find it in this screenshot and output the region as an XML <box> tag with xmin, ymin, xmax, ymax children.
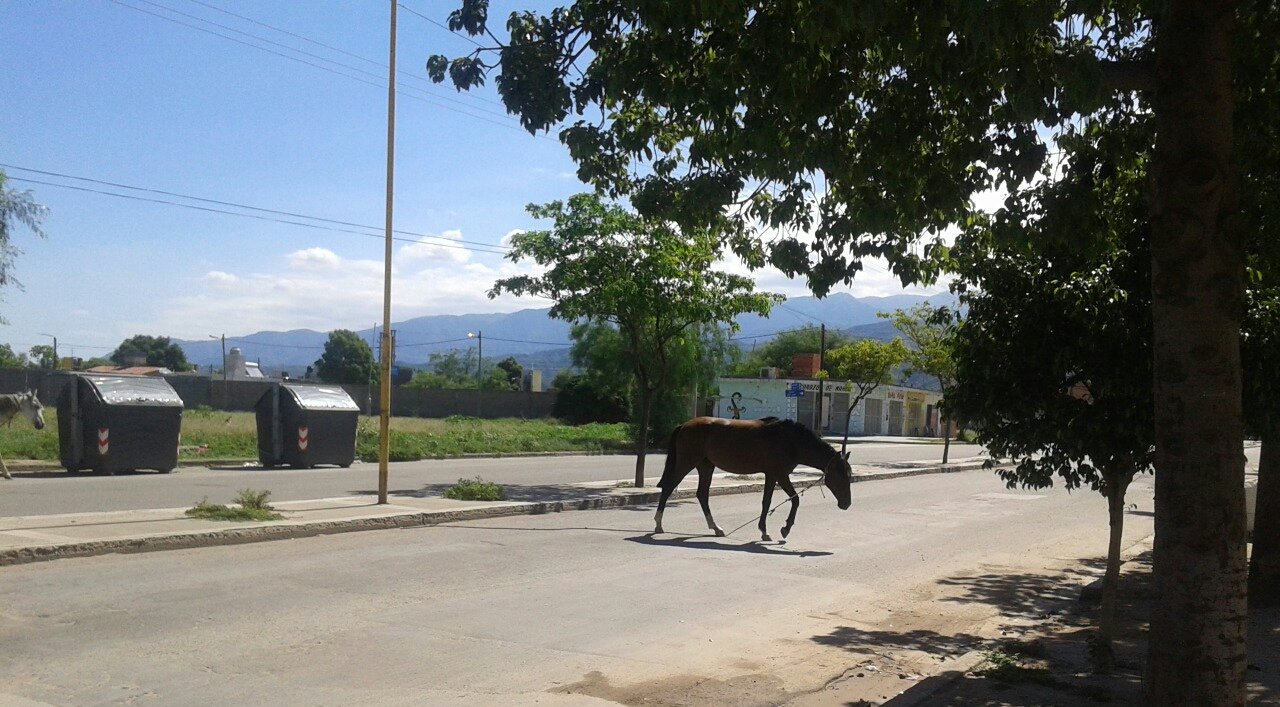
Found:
<box><xmin>657</xmin><ymin>424</ymin><xmax>683</xmax><ymax>491</ymax></box>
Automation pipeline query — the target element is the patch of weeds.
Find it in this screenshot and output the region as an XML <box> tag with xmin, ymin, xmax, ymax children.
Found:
<box><xmin>614</xmin><ymin>480</ymin><xmax>638</xmax><ymax>488</ymax></box>
<box><xmin>443</xmin><ymin>476</ymin><xmax>506</xmax><ymax>501</ymax></box>
<box><xmin>186</xmin><ymin>489</ymin><xmax>284</xmax><ymax>522</ymax></box>
<box><xmin>726</xmin><ymin>473</ymin><xmax>763</xmax><ymax>481</ymax></box>
<box><xmin>974</xmin><ymin>648</ymin><xmax>1058</xmax><ymax>687</ymax></box>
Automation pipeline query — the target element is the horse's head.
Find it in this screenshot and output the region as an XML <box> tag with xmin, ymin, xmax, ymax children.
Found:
<box><xmin>825</xmin><ymin>450</ymin><xmax>852</xmax><ymax>510</ymax></box>
<box><xmin>19</xmin><ymin>390</ymin><xmax>44</xmax><ymax>430</ymax></box>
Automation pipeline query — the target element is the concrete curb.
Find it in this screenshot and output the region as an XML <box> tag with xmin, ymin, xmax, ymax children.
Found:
<box><xmin>0</xmin><ymin>461</ymin><xmax>996</xmax><ymax>566</ymax></box>
<box><xmin>1</xmin><ymin>448</ymin><xmax>660</xmax><ymax>475</ymax></box>
<box><xmin>881</xmin><ymin>650</ymin><xmax>987</xmax><ymax>706</ymax></box>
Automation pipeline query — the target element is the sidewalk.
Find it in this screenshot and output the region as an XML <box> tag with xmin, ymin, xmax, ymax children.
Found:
<box><xmin>0</xmin><ymin>458</ymin><xmax>993</xmax><ymax>566</ymax></box>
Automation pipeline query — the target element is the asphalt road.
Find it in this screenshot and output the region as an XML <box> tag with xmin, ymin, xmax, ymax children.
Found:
<box><xmin>0</xmin><ymin>468</ymin><xmax>1155</xmax><ymax>706</ymax></box>
<box><xmin>0</xmin><ymin>442</ymin><xmax>986</xmax><ymax>516</ymax></box>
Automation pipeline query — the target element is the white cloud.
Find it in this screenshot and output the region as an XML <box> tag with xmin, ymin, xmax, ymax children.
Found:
<box><xmin>398</xmin><ymin>229</ymin><xmax>470</xmax><ymax>265</ymax></box>
<box><xmin>287</xmin><ymin>247</ymin><xmax>342</xmax><ymax>270</ymax></box>
<box><xmin>500</xmin><ymin>228</ymin><xmax>525</xmax><ymax>246</ymax></box>
<box><xmin>201</xmin><ymin>270</ymin><xmax>240</xmax><ymax>288</ymax></box>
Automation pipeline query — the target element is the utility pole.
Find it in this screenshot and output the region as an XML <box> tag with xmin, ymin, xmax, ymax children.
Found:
<box><xmin>816</xmin><ymin>324</ymin><xmax>826</xmax><ymax>434</ymax></box>
<box><xmin>469</xmin><ymin>330</ymin><xmax>483</xmax><ymax>417</ymax></box>
<box><xmin>37</xmin><ymin>333</ymin><xmax>57</xmax><ymax>369</ymax></box>
<box><xmin>377</xmin><ymin>0</ymin><xmax>397</xmax><ymax>506</ymax></box>
<box><xmin>208</xmin><ymin>334</ymin><xmax>226</xmax><ymax>381</ymax></box>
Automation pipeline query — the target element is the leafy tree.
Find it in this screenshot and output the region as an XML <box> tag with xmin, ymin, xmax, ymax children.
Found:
<box><xmin>0</xmin><ymin>343</ymin><xmax>28</xmax><ymax>369</ymax></box>
<box><xmin>947</xmin><ymin>113</ymin><xmax>1155</xmax><ymax>669</ymax></box>
<box><xmin>111</xmin><ymin>334</ymin><xmax>192</xmax><ymax>372</ymax></box>
<box><xmin>825</xmin><ymin>338</ymin><xmax>908</xmax><ymax>443</ymax></box>
<box><xmin>430</xmin><ymin>4</ymin><xmax>1253</xmax><ymax>694</ymax></box>
<box><xmin>313</xmin><ymin>330</ymin><xmax>377</xmax><ymax>385</ymax></box>
<box><xmin>728</xmin><ymin>325</ymin><xmax>853</xmax><ymax>377</ymax></box>
<box><xmin>27</xmin><ymin>344</ymin><xmax>56</xmax><ymax>370</ymax></box>
<box><xmin>0</xmin><ymin>170</ymin><xmax>49</xmax><ymax>304</ymax></box>
<box><xmin>882</xmin><ymin>304</ymin><xmax>959</xmax><ymax>462</ymax></box>
<box><xmin>80</xmin><ymin>356</ymin><xmax>112</xmax><ymax>370</ymax></box>
<box><xmin>495</xmin><ymin>356</ymin><xmax>524</xmax><ymax>391</ymax></box>
<box><xmin>551</xmin><ymin>370</ymin><xmax>630</xmax><ymax>425</ymax></box>
<box><xmin>1238</xmin><ymin>0</ymin><xmax>1280</xmax><ymax>607</ymax></box>
<box><xmin>492</xmin><ymin>194</ymin><xmax>779</xmax><ymax>485</ymax></box>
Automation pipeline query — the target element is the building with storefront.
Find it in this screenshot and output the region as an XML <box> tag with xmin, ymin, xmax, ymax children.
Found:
<box><xmin>711</xmin><ymin>377</ymin><xmax>944</xmax><ymax>438</ymax></box>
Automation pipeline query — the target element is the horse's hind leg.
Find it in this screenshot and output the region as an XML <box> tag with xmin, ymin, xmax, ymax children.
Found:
<box><xmin>759</xmin><ymin>475</ymin><xmax>776</xmax><ymax>541</ymax></box>
<box><xmin>696</xmin><ymin>461</ymin><xmax>724</xmax><ymax>537</ymax></box>
<box><xmin>777</xmin><ymin>475</ymin><xmax>801</xmax><ymax>539</ymax></box>
<box><xmin>0</xmin><ymin>450</ymin><xmax>9</xmax><ymax>480</ymax></box>
<box><xmin>654</xmin><ymin>455</ymin><xmax>695</xmax><ymax>534</ymax></box>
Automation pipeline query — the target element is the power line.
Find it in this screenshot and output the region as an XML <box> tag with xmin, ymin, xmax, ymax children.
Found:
<box><xmin>483</xmin><ymin>336</ymin><xmax>572</xmax><ymax>347</ymax></box>
<box><xmin>8</xmin><ymin>176</ymin><xmax>511</xmax><ymax>256</ymax></box>
<box><xmin>398</xmin><ymin>3</ymin><xmax>484</xmax><ymax>48</ymax></box>
<box><xmin>1</xmin><ymin>164</ymin><xmax>510</xmax><ymax>253</ymax></box>
<box><xmin>397</xmin><ymin>336</ymin><xmax>472</xmax><ymax>349</ymax></box>
<box><xmin>108</xmin><ymin>0</ymin><xmax>540</xmax><ymax>136</ymax></box>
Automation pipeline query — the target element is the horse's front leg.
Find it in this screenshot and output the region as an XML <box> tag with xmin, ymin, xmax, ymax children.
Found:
<box><xmin>759</xmin><ymin>475</ymin><xmax>777</xmax><ymax>541</ymax></box>
<box><xmin>696</xmin><ymin>463</ymin><xmax>724</xmax><ymax>537</ymax></box>
<box><xmin>777</xmin><ymin>475</ymin><xmax>801</xmax><ymax>539</ymax></box>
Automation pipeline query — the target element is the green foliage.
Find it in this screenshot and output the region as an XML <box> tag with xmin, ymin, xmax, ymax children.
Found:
<box><xmin>185</xmin><ymin>490</ymin><xmax>283</xmax><ymax>522</ymax></box>
<box><xmin>0</xmin><ymin>170</ymin><xmax>49</xmax><ymax>302</ymax></box>
<box><xmin>111</xmin><ymin>334</ymin><xmax>193</xmax><ymax>371</ymax></box>
<box><xmin>727</xmin><ymin>325</ymin><xmax>853</xmax><ymax>377</ymax></box>
<box><xmin>880</xmin><ymin>303</ymin><xmax>957</xmax><ymax>389</ymax></box>
<box><xmin>443</xmin><ymin>476</ymin><xmax>506</xmax><ymax>501</ymax></box>
<box><xmin>233</xmin><ymin>488</ymin><xmax>274</xmax><ymax>510</ymax></box>
<box><xmin>0</xmin><ymin>343</ymin><xmax>28</xmax><ymax>368</ymax></box>
<box><xmin>314</xmin><ymin>329</ymin><xmax>377</xmax><ymax>385</ymax></box>
<box><xmin>826</xmin><ymin>338</ymin><xmax>908</xmax><ymax>412</ymax></box>
<box><xmin>495</xmin><ymin>356</ymin><xmax>524</xmax><ymax>390</ymax></box>
<box><xmin>491</xmin><ymin>193</ymin><xmax>780</xmax><ymax>476</ymax></box>
<box><xmin>27</xmin><ymin>344</ymin><xmax>56</xmax><ymax>369</ymax></box>
<box><xmin>552</xmin><ymin>370</ymin><xmax>630</xmax><ymax>425</ymax></box>
<box><xmin>427</xmin><ymin>2</ymin><xmax>1143</xmax><ymax>295</ymax></box>
<box><xmin>947</xmin><ymin>114</ymin><xmax>1155</xmax><ymax>495</ymax></box>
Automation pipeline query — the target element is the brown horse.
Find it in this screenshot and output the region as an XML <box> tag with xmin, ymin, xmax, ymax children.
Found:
<box><xmin>654</xmin><ymin>416</ymin><xmax>852</xmax><ymax>541</ymax></box>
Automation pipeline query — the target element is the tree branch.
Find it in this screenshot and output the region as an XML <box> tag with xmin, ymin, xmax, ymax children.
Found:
<box><xmin>1098</xmin><ymin>59</ymin><xmax>1155</xmax><ymax>93</ymax></box>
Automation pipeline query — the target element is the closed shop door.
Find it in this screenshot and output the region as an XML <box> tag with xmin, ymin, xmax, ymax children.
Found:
<box><xmin>888</xmin><ymin>400</ymin><xmax>904</xmax><ymax>436</ymax></box>
<box><xmin>864</xmin><ymin>398</ymin><xmax>882</xmax><ymax>435</ymax></box>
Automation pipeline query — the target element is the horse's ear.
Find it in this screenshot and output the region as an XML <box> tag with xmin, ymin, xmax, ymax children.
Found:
<box><xmin>842</xmin><ymin>451</ymin><xmax>850</xmax><ymax>461</ymax></box>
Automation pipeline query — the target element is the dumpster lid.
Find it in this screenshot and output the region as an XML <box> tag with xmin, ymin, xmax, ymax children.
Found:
<box><xmin>282</xmin><ymin>384</ymin><xmax>360</xmax><ymax>411</ymax></box>
<box><xmin>81</xmin><ymin>374</ymin><xmax>184</xmax><ymax>407</ymax></box>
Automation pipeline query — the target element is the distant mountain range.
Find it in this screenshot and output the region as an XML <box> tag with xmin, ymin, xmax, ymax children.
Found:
<box><xmin>177</xmin><ymin>292</ymin><xmax>957</xmax><ymax>376</ymax></box>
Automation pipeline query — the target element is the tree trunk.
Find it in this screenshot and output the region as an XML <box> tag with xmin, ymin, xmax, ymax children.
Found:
<box><xmin>1147</xmin><ymin>2</ymin><xmax>1248</xmax><ymax>703</ymax></box>
<box><xmin>1096</xmin><ymin>473</ymin><xmax>1132</xmax><ymax>674</ymax></box>
<box><xmin>1250</xmin><ymin>419</ymin><xmax>1280</xmax><ymax>605</ymax></box>
<box><xmin>941</xmin><ymin>414</ymin><xmax>951</xmax><ymax>464</ymax></box>
<box><xmin>633</xmin><ymin>390</ymin><xmax>653</xmax><ymax>487</ymax></box>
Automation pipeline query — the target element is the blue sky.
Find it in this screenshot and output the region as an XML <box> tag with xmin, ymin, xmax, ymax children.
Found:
<box><xmin>1</xmin><ymin>0</ymin><xmax>945</xmax><ymax>361</ymax></box>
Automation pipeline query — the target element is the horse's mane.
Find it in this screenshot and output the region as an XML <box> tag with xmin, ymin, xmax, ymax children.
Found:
<box><xmin>766</xmin><ymin>418</ymin><xmax>830</xmax><ymax>452</ymax></box>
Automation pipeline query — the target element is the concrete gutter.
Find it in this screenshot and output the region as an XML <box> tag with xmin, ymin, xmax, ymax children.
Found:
<box><xmin>0</xmin><ymin>460</ymin><xmax>996</xmax><ymax>567</ymax></box>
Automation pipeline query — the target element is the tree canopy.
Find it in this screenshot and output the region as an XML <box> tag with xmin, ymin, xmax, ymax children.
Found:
<box><xmin>313</xmin><ymin>330</ymin><xmax>377</xmax><ymax>385</ymax></box>
<box><xmin>727</xmin><ymin>325</ymin><xmax>852</xmax><ymax>378</ymax></box>
<box><xmin>111</xmin><ymin>335</ymin><xmax>192</xmax><ymax>372</ymax></box>
<box><xmin>0</xmin><ymin>170</ymin><xmax>48</xmax><ymax>298</ymax></box>
<box><xmin>492</xmin><ymin>193</ymin><xmax>779</xmax><ymax>485</ymax></box>
<box><xmin>431</xmin><ymin>2</ymin><xmax>1254</xmax><ymax>696</ymax></box>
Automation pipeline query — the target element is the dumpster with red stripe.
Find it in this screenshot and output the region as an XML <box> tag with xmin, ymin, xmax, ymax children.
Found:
<box><xmin>56</xmin><ymin>372</ymin><xmax>184</xmax><ymax>474</ymax></box>
<box><xmin>255</xmin><ymin>383</ymin><xmax>358</xmax><ymax>468</ymax></box>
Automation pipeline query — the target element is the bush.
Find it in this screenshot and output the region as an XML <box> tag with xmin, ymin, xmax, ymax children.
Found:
<box><xmin>552</xmin><ymin>372</ymin><xmax>630</xmax><ymax>425</ymax></box>
<box><xmin>443</xmin><ymin>476</ymin><xmax>505</xmax><ymax>501</ymax></box>
<box><xmin>185</xmin><ymin>489</ymin><xmax>283</xmax><ymax>521</ymax></box>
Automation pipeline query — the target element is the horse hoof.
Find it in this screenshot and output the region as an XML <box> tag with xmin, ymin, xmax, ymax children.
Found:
<box><xmin>761</xmin><ymin>534</ymin><xmax>772</xmax><ymax>542</ymax></box>
<box><xmin>781</xmin><ymin>525</ymin><xmax>792</xmax><ymax>539</ymax></box>
<box><xmin>714</xmin><ymin>528</ymin><xmax>726</xmax><ymax>538</ymax></box>
<box><xmin>654</xmin><ymin>526</ymin><xmax>664</xmax><ymax>534</ymax></box>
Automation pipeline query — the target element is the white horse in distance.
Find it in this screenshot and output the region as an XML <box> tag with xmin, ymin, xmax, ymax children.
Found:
<box><xmin>0</xmin><ymin>390</ymin><xmax>45</xmax><ymax>479</ymax></box>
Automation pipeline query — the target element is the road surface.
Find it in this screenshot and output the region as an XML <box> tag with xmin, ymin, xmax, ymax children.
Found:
<box><xmin>0</xmin><ymin>467</ymin><xmax>1154</xmax><ymax>706</ymax></box>
<box><xmin>0</xmin><ymin>442</ymin><xmax>986</xmax><ymax>516</ymax></box>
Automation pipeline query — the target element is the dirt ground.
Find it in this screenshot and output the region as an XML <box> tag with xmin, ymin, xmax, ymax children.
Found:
<box><xmin>872</xmin><ymin>545</ymin><xmax>1280</xmax><ymax>706</ymax></box>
